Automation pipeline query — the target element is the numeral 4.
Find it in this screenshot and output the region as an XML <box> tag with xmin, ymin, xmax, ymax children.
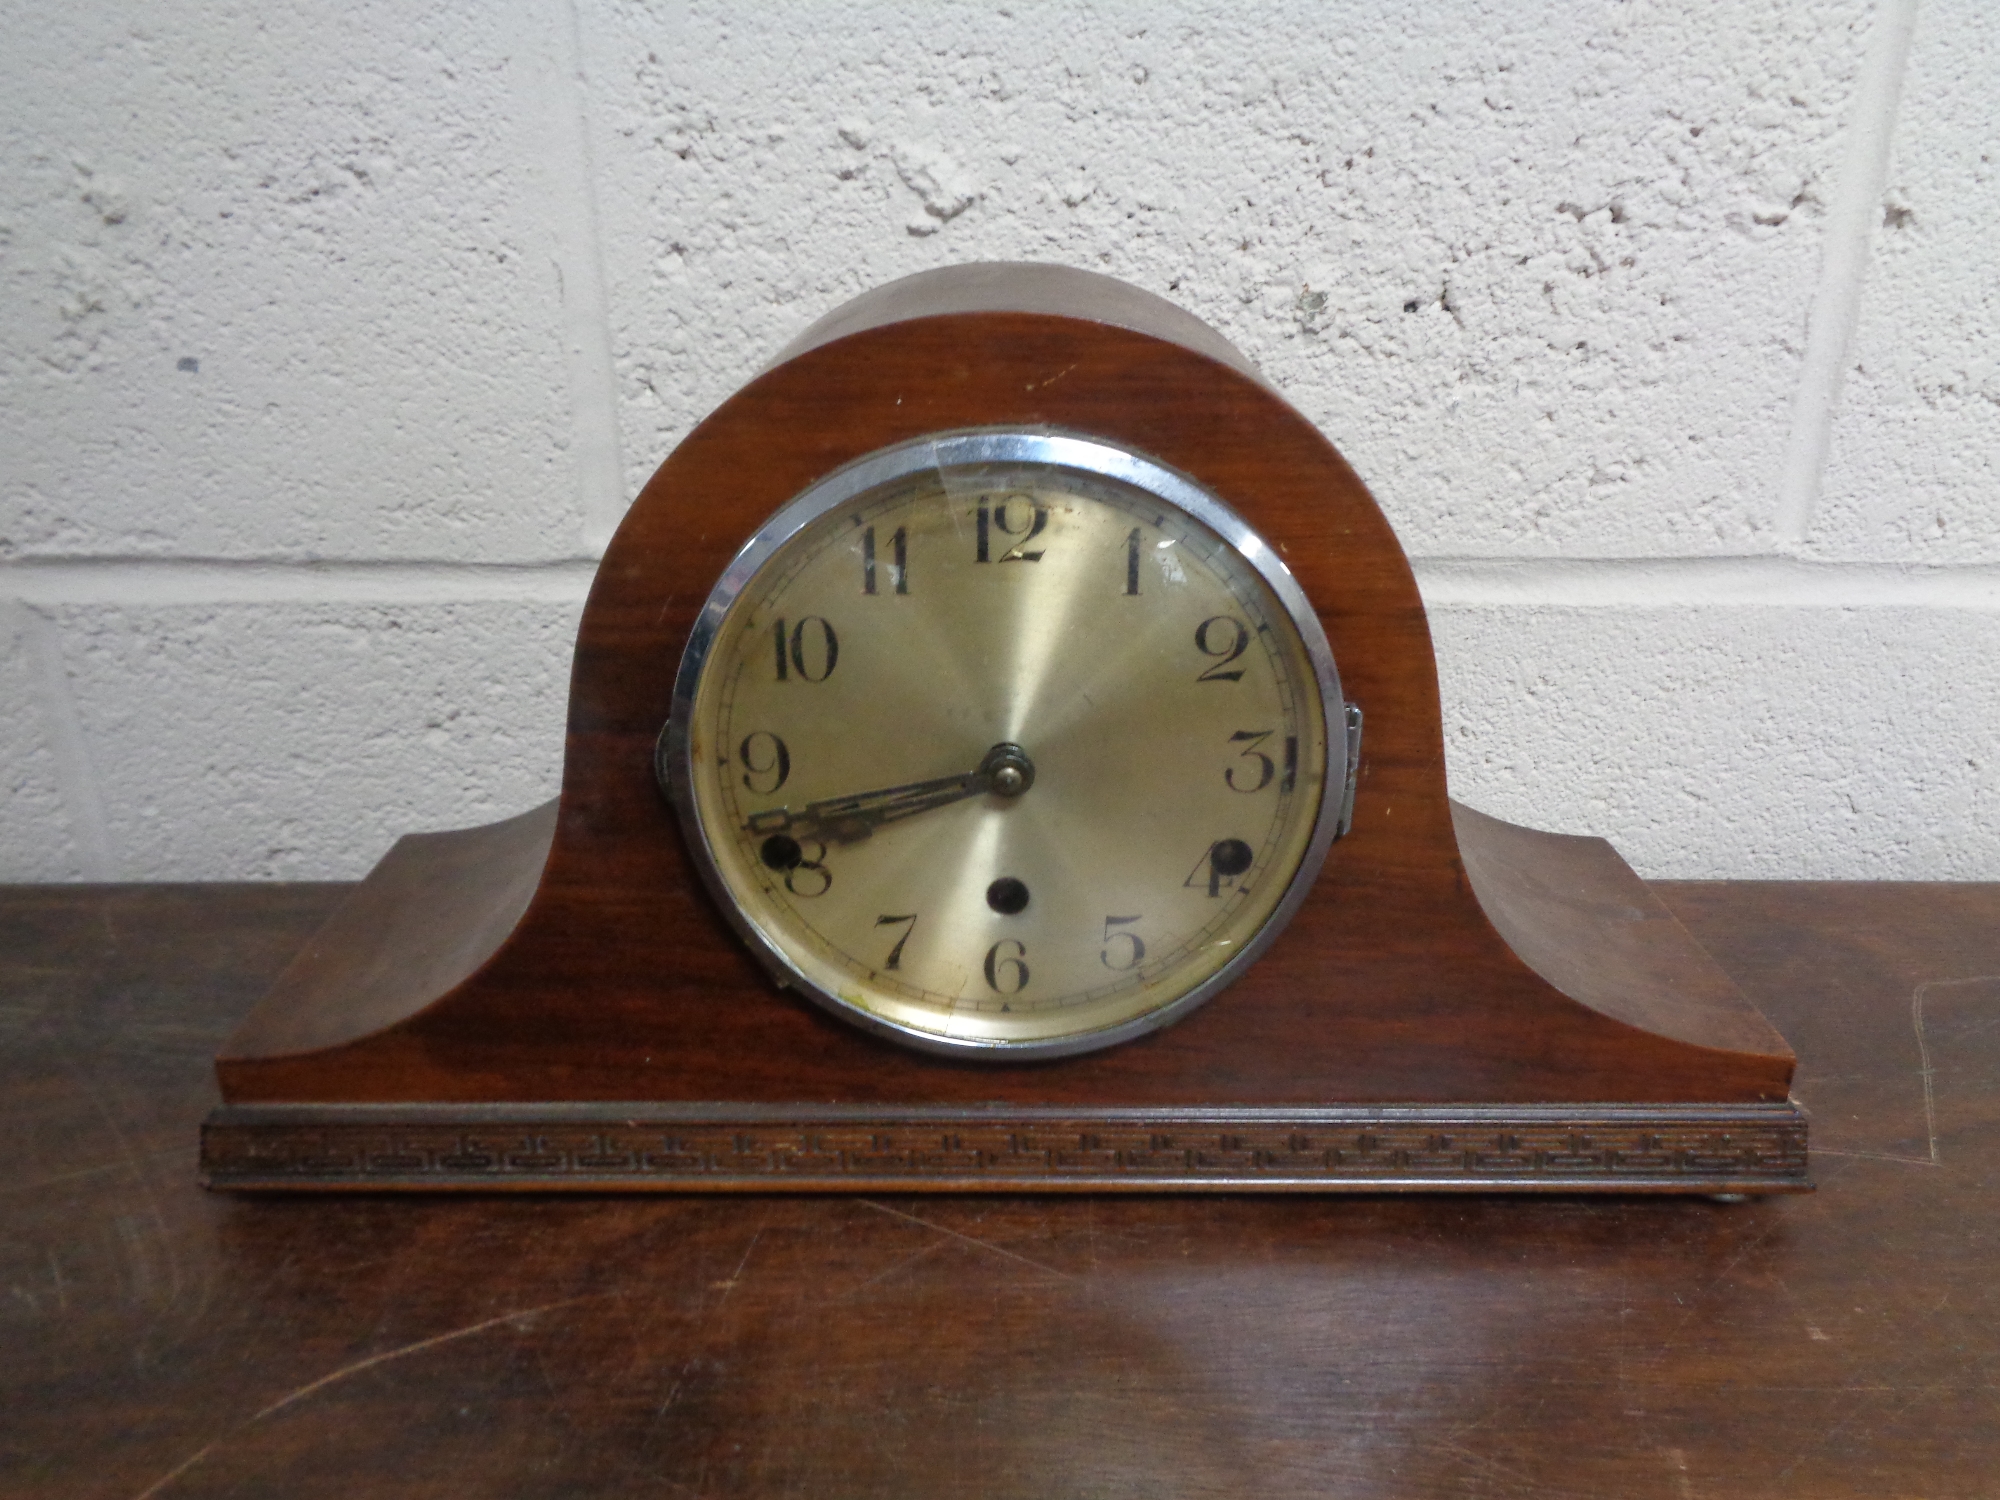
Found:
<box><xmin>1184</xmin><ymin>838</ymin><xmax>1254</xmax><ymax>897</ymax></box>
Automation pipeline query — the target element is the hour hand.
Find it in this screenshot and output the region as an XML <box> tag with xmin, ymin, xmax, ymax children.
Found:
<box><xmin>745</xmin><ymin>743</ymin><xmax>1034</xmax><ymax>845</ymax></box>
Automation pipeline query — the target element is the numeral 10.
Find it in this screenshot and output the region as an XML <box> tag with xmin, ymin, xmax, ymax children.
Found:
<box><xmin>771</xmin><ymin>617</ymin><xmax>839</xmax><ymax>682</ymax></box>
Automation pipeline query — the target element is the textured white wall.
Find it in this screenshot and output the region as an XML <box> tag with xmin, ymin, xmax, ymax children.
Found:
<box><xmin>2</xmin><ymin>0</ymin><xmax>1993</xmax><ymax>882</ymax></box>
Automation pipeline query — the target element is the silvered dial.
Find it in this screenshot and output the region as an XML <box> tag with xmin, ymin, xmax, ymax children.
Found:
<box><xmin>662</xmin><ymin>432</ymin><xmax>1345</xmax><ymax>1058</ymax></box>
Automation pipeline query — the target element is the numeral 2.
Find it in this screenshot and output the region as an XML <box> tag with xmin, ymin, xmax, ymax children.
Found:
<box><xmin>1194</xmin><ymin>616</ymin><xmax>1248</xmax><ymax>681</ymax></box>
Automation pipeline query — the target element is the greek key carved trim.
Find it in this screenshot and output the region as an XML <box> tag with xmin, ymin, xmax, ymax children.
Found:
<box><xmin>203</xmin><ymin>1102</ymin><xmax>1809</xmax><ymax>1193</ymax></box>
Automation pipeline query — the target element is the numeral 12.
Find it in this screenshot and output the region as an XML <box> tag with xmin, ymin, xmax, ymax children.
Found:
<box><xmin>975</xmin><ymin>499</ymin><xmax>1047</xmax><ymax>563</ymax></box>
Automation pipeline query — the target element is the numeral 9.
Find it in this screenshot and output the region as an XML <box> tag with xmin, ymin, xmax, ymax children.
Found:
<box><xmin>738</xmin><ymin>731</ymin><xmax>790</xmax><ymax>794</ymax></box>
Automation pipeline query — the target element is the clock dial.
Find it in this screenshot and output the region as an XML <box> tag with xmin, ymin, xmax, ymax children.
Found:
<box><xmin>664</xmin><ymin>432</ymin><xmax>1344</xmax><ymax>1057</ymax></box>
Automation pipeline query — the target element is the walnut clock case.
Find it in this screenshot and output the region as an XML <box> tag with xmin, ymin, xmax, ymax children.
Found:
<box><xmin>203</xmin><ymin>264</ymin><xmax>1809</xmax><ymax>1195</ymax></box>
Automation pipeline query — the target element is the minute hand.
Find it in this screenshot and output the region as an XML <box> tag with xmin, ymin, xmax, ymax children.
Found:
<box><xmin>744</xmin><ymin>743</ymin><xmax>1035</xmax><ymax>845</ymax></box>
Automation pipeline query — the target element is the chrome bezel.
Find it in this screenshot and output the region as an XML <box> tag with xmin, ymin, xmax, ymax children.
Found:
<box><xmin>660</xmin><ymin>430</ymin><xmax>1348</xmax><ymax>1061</ymax></box>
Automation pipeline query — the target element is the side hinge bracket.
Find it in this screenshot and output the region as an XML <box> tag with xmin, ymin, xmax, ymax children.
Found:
<box><xmin>1336</xmin><ymin>702</ymin><xmax>1363</xmax><ymax>839</ymax></box>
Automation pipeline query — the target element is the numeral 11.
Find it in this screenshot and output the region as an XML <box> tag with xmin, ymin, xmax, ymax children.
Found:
<box><xmin>863</xmin><ymin>526</ymin><xmax>907</xmax><ymax>595</ymax></box>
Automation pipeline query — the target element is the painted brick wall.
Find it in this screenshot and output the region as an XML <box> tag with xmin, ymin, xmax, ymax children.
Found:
<box><xmin>2</xmin><ymin>0</ymin><xmax>1992</xmax><ymax>881</ymax></box>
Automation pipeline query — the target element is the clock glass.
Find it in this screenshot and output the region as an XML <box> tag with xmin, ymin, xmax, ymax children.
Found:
<box><xmin>662</xmin><ymin>431</ymin><xmax>1346</xmax><ymax>1058</ymax></box>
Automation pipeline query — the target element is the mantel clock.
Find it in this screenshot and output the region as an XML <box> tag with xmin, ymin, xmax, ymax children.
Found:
<box><xmin>202</xmin><ymin>264</ymin><xmax>1808</xmax><ymax>1195</ymax></box>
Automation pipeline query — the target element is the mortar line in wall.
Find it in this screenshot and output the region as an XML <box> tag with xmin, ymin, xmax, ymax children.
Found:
<box><xmin>14</xmin><ymin>602</ymin><xmax>116</xmax><ymax>879</ymax></box>
<box><xmin>552</xmin><ymin>0</ymin><xmax>627</xmax><ymax>553</ymax></box>
<box><xmin>1772</xmin><ymin>0</ymin><xmax>1920</xmax><ymax>548</ymax></box>
<box><xmin>3</xmin><ymin>554</ymin><xmax>1998</xmax><ymax>610</ymax></box>
<box><xmin>1414</xmin><ymin>554</ymin><xmax>2000</xmax><ymax>610</ymax></box>
<box><xmin>0</xmin><ymin>558</ymin><xmax>603</xmax><ymax>606</ymax></box>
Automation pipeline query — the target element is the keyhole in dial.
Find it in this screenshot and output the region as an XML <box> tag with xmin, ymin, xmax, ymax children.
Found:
<box><xmin>986</xmin><ymin>877</ymin><xmax>1030</xmax><ymax>915</ymax></box>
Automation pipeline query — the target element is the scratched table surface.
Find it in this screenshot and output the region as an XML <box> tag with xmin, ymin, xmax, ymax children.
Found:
<box><xmin>2</xmin><ymin>882</ymin><xmax>1997</xmax><ymax>1500</ymax></box>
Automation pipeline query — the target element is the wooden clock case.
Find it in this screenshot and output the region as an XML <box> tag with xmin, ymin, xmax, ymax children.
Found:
<box><xmin>202</xmin><ymin>264</ymin><xmax>1808</xmax><ymax>1194</ymax></box>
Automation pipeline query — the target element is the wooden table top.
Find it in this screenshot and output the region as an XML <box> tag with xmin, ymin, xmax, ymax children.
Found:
<box><xmin>4</xmin><ymin>880</ymin><xmax>1996</xmax><ymax>1499</ymax></box>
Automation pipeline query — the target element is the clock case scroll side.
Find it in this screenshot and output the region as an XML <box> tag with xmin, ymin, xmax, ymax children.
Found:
<box><xmin>203</xmin><ymin>263</ymin><xmax>1808</xmax><ymax>1195</ymax></box>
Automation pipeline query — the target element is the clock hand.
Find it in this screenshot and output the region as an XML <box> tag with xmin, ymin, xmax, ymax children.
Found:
<box><xmin>746</xmin><ymin>743</ymin><xmax>1034</xmax><ymax>845</ymax></box>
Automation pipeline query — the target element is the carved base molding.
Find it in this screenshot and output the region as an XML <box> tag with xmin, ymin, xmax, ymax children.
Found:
<box><xmin>202</xmin><ymin>1101</ymin><xmax>1810</xmax><ymax>1194</ymax></box>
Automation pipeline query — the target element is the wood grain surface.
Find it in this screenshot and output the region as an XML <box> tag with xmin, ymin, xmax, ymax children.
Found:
<box><xmin>212</xmin><ymin>266</ymin><xmax>1795</xmax><ymax>1122</ymax></box>
<box><xmin>4</xmin><ymin>880</ymin><xmax>1995</xmax><ymax>1498</ymax></box>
